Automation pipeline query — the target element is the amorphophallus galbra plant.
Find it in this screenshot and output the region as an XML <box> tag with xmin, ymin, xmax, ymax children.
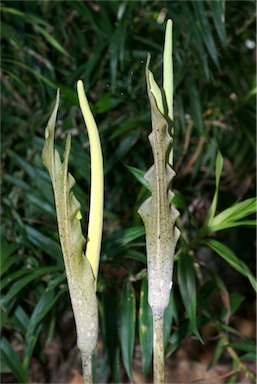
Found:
<box><xmin>138</xmin><ymin>19</ymin><xmax>180</xmax><ymax>384</ymax></box>
<box><xmin>43</xmin><ymin>18</ymin><xmax>179</xmax><ymax>384</ymax></box>
<box><xmin>42</xmin><ymin>80</ymin><xmax>103</xmax><ymax>384</ymax></box>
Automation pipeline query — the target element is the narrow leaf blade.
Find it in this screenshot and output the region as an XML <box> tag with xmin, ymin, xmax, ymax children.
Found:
<box><xmin>0</xmin><ymin>337</ymin><xmax>27</xmax><ymax>383</ymax></box>
<box><xmin>139</xmin><ymin>278</ymin><xmax>153</xmax><ymax>375</ymax></box>
<box><xmin>204</xmin><ymin>151</ymin><xmax>223</xmax><ymax>226</ymax></box>
<box><xmin>202</xmin><ymin>239</ymin><xmax>257</xmax><ymax>292</ymax></box>
<box><xmin>120</xmin><ymin>282</ymin><xmax>136</xmax><ymax>380</ymax></box>
<box><xmin>178</xmin><ymin>253</ymin><xmax>203</xmax><ymax>342</ymax></box>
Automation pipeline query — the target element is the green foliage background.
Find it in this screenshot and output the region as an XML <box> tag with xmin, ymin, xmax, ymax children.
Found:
<box><xmin>1</xmin><ymin>1</ymin><xmax>256</xmax><ymax>383</ymax></box>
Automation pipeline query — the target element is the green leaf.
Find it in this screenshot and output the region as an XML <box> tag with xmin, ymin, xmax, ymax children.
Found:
<box><xmin>0</xmin><ymin>337</ymin><xmax>28</xmax><ymax>383</ymax></box>
<box><xmin>0</xmin><ymin>237</ymin><xmax>18</xmax><ymax>276</ymax></box>
<box><xmin>193</xmin><ymin>1</ymin><xmax>220</xmax><ymax>68</ymax></box>
<box><xmin>166</xmin><ymin>316</ymin><xmax>208</xmax><ymax>356</ymax></box>
<box><xmin>71</xmin><ymin>1</ymin><xmax>104</xmax><ymax>35</ymax></box>
<box><xmin>23</xmin><ymin>287</ymin><xmax>66</xmax><ymax>370</ymax></box>
<box><xmin>139</xmin><ymin>278</ymin><xmax>153</xmax><ymax>375</ymax></box>
<box><xmin>229</xmin><ymin>292</ymin><xmax>245</xmax><ymax>315</ymax></box>
<box><xmin>120</xmin><ymin>226</ymin><xmax>145</xmax><ymax>244</ymax></box>
<box><xmin>219</xmin><ymin>324</ymin><xmax>242</xmax><ymax>337</ymax></box>
<box><xmin>105</xmin><ymin>132</ymin><xmax>140</xmax><ymax>174</ymax></box>
<box><xmin>27</xmin><ymin>288</ymin><xmax>66</xmax><ymax>332</ymax></box>
<box><xmin>93</xmin><ymin>348</ymin><xmax>109</xmax><ymax>384</ymax></box>
<box><xmin>204</xmin><ymin>151</ymin><xmax>223</xmax><ymax>226</ymax></box>
<box><xmin>1</xmin><ymin>269</ymin><xmax>32</xmax><ymax>291</ymax></box>
<box><xmin>120</xmin><ymin>282</ymin><xmax>136</xmax><ymax>381</ymax></box>
<box><xmin>111</xmin><ymin>118</ymin><xmax>142</xmax><ymax>140</ymax></box>
<box><xmin>208</xmin><ymin>338</ymin><xmax>225</xmax><ymax>369</ymax></box>
<box><xmin>202</xmin><ymin>239</ymin><xmax>257</xmax><ymax>292</ymax></box>
<box><xmin>208</xmin><ymin>0</ymin><xmax>227</xmax><ymax>45</ymax></box>
<box><xmin>178</xmin><ymin>253</ymin><xmax>203</xmax><ymax>342</ymax></box>
<box><xmin>209</xmin><ymin>220</ymin><xmax>256</xmax><ymax>232</ymax></box>
<box><xmin>7</xmin><ymin>150</ymin><xmax>54</xmax><ymax>203</ymax></box>
<box><xmin>126</xmin><ymin>165</ymin><xmax>150</xmax><ymax>191</ymax></box>
<box><xmin>208</xmin><ymin>197</ymin><xmax>257</xmax><ymax>231</ymax></box>
<box><xmin>240</xmin><ymin>352</ymin><xmax>257</xmax><ymax>362</ymax></box>
<box><xmin>172</xmin><ymin>193</ymin><xmax>188</xmax><ymax>212</ymax></box>
<box><xmin>1</xmin><ymin>22</ymin><xmax>22</xmax><ymax>47</ymax></box>
<box><xmin>101</xmin><ymin>291</ymin><xmax>120</xmax><ymax>383</ymax></box>
<box><xmin>228</xmin><ymin>341</ymin><xmax>256</xmax><ymax>355</ymax></box>
<box><xmin>1</xmin><ymin>5</ymin><xmax>47</xmax><ymax>26</ymax></box>
<box><xmin>23</xmin><ymin>324</ymin><xmax>42</xmax><ymax>373</ymax></box>
<box><xmin>24</xmin><ymin>225</ymin><xmax>62</xmax><ymax>263</ymax></box>
<box><xmin>12</xmin><ymin>306</ymin><xmax>29</xmax><ymax>336</ymax></box>
<box><xmin>1</xmin><ymin>266</ymin><xmax>61</xmax><ymax>306</ymax></box>
<box><xmin>3</xmin><ymin>59</ymin><xmax>57</xmax><ymax>89</ymax></box>
<box><xmin>34</xmin><ymin>25</ymin><xmax>69</xmax><ymax>57</ymax></box>
<box><xmin>125</xmin><ymin>250</ymin><xmax>146</xmax><ymax>264</ymax></box>
<box><xmin>227</xmin><ymin>359</ymin><xmax>238</xmax><ymax>384</ymax></box>
<box><xmin>188</xmin><ymin>81</ymin><xmax>204</xmax><ymax>134</ymax></box>
<box><xmin>95</xmin><ymin>92</ymin><xmax>121</xmax><ymax>114</ymax></box>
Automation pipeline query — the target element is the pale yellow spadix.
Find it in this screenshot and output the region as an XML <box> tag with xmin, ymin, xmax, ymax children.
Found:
<box><xmin>147</xmin><ymin>20</ymin><xmax>173</xmax><ymax>166</ymax></box>
<box><xmin>77</xmin><ymin>80</ymin><xmax>104</xmax><ymax>283</ymax></box>
<box><xmin>163</xmin><ymin>19</ymin><xmax>173</xmax><ymax>166</ymax></box>
<box><xmin>163</xmin><ymin>19</ymin><xmax>173</xmax><ymax>122</ymax></box>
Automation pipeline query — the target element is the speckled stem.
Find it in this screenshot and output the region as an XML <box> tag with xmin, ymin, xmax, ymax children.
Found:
<box><xmin>153</xmin><ymin>311</ymin><xmax>165</xmax><ymax>384</ymax></box>
<box><xmin>81</xmin><ymin>352</ymin><xmax>93</xmax><ymax>384</ymax></box>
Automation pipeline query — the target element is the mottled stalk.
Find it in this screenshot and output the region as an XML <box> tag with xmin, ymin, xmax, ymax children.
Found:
<box><xmin>138</xmin><ymin>20</ymin><xmax>180</xmax><ymax>384</ymax></box>
<box><xmin>81</xmin><ymin>353</ymin><xmax>93</xmax><ymax>384</ymax></box>
<box><xmin>42</xmin><ymin>80</ymin><xmax>104</xmax><ymax>384</ymax></box>
<box><xmin>153</xmin><ymin>312</ymin><xmax>165</xmax><ymax>384</ymax></box>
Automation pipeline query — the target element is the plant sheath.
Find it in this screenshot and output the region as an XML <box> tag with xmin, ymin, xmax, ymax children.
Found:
<box><xmin>138</xmin><ymin>19</ymin><xmax>180</xmax><ymax>384</ymax></box>
<box><xmin>42</xmin><ymin>80</ymin><xmax>104</xmax><ymax>384</ymax></box>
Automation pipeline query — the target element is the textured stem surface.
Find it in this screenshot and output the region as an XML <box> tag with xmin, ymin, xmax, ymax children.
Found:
<box><xmin>137</xmin><ymin>19</ymin><xmax>180</xmax><ymax>384</ymax></box>
<box><xmin>153</xmin><ymin>312</ymin><xmax>164</xmax><ymax>384</ymax></box>
<box><xmin>42</xmin><ymin>92</ymin><xmax>99</xmax><ymax>355</ymax></box>
<box><xmin>81</xmin><ymin>352</ymin><xmax>93</xmax><ymax>384</ymax></box>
